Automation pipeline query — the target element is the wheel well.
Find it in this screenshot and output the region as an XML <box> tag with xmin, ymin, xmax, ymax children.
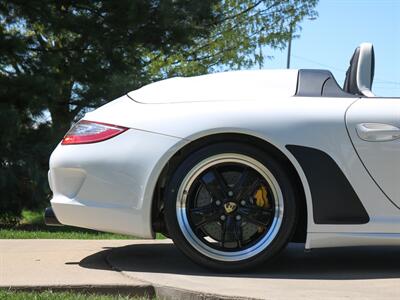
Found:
<box><xmin>152</xmin><ymin>133</ymin><xmax>307</xmax><ymax>242</ymax></box>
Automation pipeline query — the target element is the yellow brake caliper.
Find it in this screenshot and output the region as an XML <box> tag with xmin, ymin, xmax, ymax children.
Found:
<box><xmin>254</xmin><ymin>185</ymin><xmax>269</xmax><ymax>232</ymax></box>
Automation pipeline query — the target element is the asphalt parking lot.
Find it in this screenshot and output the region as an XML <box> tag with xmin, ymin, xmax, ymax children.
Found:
<box><xmin>2</xmin><ymin>239</ymin><xmax>400</xmax><ymax>299</ymax></box>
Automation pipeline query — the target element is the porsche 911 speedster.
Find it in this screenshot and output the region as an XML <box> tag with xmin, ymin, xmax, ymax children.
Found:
<box><xmin>45</xmin><ymin>43</ymin><xmax>400</xmax><ymax>271</ymax></box>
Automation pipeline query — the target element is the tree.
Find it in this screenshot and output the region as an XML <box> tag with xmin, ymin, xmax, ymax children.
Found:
<box><xmin>0</xmin><ymin>0</ymin><xmax>318</xmax><ymax>222</ymax></box>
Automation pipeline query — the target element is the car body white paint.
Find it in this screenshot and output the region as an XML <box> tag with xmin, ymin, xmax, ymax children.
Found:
<box><xmin>346</xmin><ymin>98</ymin><xmax>400</xmax><ymax>208</ymax></box>
<box><xmin>49</xmin><ymin>69</ymin><xmax>400</xmax><ymax>249</ymax></box>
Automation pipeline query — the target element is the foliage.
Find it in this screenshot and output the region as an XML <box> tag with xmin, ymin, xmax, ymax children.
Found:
<box><xmin>0</xmin><ymin>1</ymin><xmax>318</xmax><ymax>221</ymax></box>
<box><xmin>149</xmin><ymin>0</ymin><xmax>319</xmax><ymax>77</ymax></box>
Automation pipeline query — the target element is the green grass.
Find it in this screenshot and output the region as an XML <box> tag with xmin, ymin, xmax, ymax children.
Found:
<box><xmin>0</xmin><ymin>210</ymin><xmax>165</xmax><ymax>240</ymax></box>
<box><xmin>0</xmin><ymin>290</ymin><xmax>152</xmax><ymax>300</ymax></box>
<box><xmin>0</xmin><ymin>228</ymin><xmax>133</xmax><ymax>239</ymax></box>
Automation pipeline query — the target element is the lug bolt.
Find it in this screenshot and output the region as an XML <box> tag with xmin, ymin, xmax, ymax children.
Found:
<box><xmin>215</xmin><ymin>200</ymin><xmax>221</xmax><ymax>206</ymax></box>
<box><xmin>228</xmin><ymin>191</ymin><xmax>234</xmax><ymax>197</ymax></box>
<box><xmin>220</xmin><ymin>215</ymin><xmax>226</xmax><ymax>221</ymax></box>
<box><xmin>240</xmin><ymin>200</ymin><xmax>246</xmax><ymax>206</ymax></box>
<box><xmin>236</xmin><ymin>215</ymin><xmax>241</xmax><ymax>220</ymax></box>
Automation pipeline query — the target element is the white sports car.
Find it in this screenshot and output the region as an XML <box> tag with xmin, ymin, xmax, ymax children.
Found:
<box><xmin>46</xmin><ymin>43</ymin><xmax>400</xmax><ymax>271</ymax></box>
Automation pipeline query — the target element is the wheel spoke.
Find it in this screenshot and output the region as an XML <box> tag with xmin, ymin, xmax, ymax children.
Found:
<box><xmin>219</xmin><ymin>215</ymin><xmax>243</xmax><ymax>248</ymax></box>
<box><xmin>234</xmin><ymin>218</ymin><xmax>243</xmax><ymax>248</ymax></box>
<box><xmin>239</xmin><ymin>205</ymin><xmax>273</xmax><ymax>227</ymax></box>
<box><xmin>220</xmin><ymin>217</ymin><xmax>228</xmax><ymax>247</ymax></box>
<box><xmin>200</xmin><ymin>168</ymin><xmax>228</xmax><ymax>201</ymax></box>
<box><xmin>233</xmin><ymin>168</ymin><xmax>261</xmax><ymax>201</ymax></box>
<box><xmin>190</xmin><ymin>203</ymin><xmax>221</xmax><ymax>228</ymax></box>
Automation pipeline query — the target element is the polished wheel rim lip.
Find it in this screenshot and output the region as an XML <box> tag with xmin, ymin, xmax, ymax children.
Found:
<box><xmin>176</xmin><ymin>153</ymin><xmax>284</xmax><ymax>262</ymax></box>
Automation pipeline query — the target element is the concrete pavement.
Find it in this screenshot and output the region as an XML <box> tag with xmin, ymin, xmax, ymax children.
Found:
<box><xmin>2</xmin><ymin>239</ymin><xmax>400</xmax><ymax>299</ymax></box>
<box><xmin>0</xmin><ymin>239</ymin><xmax>153</xmax><ymax>296</ymax></box>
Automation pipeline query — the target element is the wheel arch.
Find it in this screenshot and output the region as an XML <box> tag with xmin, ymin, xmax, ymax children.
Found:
<box><xmin>152</xmin><ymin>132</ymin><xmax>309</xmax><ymax>243</ymax></box>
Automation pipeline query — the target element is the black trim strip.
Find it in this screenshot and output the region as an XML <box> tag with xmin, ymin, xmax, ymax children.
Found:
<box><xmin>44</xmin><ymin>207</ymin><xmax>63</xmax><ymax>226</ymax></box>
<box><xmin>286</xmin><ymin>145</ymin><xmax>369</xmax><ymax>224</ymax></box>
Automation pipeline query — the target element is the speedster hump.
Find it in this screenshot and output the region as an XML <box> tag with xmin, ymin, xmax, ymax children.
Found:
<box><xmin>128</xmin><ymin>69</ymin><xmax>299</xmax><ymax>104</ymax></box>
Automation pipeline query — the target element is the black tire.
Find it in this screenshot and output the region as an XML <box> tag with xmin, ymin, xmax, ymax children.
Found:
<box><xmin>164</xmin><ymin>142</ymin><xmax>297</xmax><ymax>272</ymax></box>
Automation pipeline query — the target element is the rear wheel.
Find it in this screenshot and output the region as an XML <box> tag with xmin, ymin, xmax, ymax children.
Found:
<box><xmin>164</xmin><ymin>143</ymin><xmax>297</xmax><ymax>271</ymax></box>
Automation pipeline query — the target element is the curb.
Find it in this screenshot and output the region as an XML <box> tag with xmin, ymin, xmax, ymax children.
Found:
<box><xmin>152</xmin><ymin>285</ymin><xmax>262</xmax><ymax>300</ymax></box>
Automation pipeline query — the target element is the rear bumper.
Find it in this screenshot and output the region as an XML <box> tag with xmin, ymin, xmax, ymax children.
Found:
<box><xmin>48</xmin><ymin>128</ymin><xmax>182</xmax><ymax>238</ymax></box>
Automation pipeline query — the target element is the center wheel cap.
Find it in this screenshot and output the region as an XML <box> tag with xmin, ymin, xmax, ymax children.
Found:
<box><xmin>224</xmin><ymin>201</ymin><xmax>237</xmax><ymax>214</ymax></box>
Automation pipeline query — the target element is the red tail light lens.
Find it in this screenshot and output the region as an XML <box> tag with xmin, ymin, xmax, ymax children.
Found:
<box><xmin>62</xmin><ymin>120</ymin><xmax>128</xmax><ymax>145</ymax></box>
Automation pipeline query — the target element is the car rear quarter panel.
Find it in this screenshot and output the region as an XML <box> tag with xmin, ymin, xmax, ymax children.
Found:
<box><xmin>49</xmin><ymin>129</ymin><xmax>182</xmax><ymax>238</ymax></box>
<box><xmin>83</xmin><ymin>94</ymin><xmax>400</xmax><ymax>247</ymax></box>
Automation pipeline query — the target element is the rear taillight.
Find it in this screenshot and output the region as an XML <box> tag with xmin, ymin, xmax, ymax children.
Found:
<box><xmin>61</xmin><ymin>120</ymin><xmax>128</xmax><ymax>145</ymax></box>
